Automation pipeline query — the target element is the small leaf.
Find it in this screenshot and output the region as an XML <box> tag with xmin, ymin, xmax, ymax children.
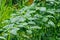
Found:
<box><xmin>47</xmin><ymin>9</ymin><xmax>55</xmax><ymax>14</ymax></box>
<box><xmin>28</xmin><ymin>21</ymin><xmax>35</xmax><ymax>25</ymax></box>
<box><xmin>3</xmin><ymin>24</ymin><xmax>14</xmax><ymax>29</ymax></box>
<box><xmin>26</xmin><ymin>30</ymin><xmax>32</xmax><ymax>34</ymax></box>
<box><xmin>57</xmin><ymin>22</ymin><xmax>60</xmax><ymax>27</ymax></box>
<box><xmin>30</xmin><ymin>26</ymin><xmax>42</xmax><ymax>29</ymax></box>
<box><xmin>42</xmin><ymin>17</ymin><xmax>48</xmax><ymax>22</ymax></box>
<box><xmin>48</xmin><ymin>20</ymin><xmax>55</xmax><ymax>27</ymax></box>
<box><xmin>40</xmin><ymin>7</ymin><xmax>46</xmax><ymax>12</ymax></box>
<box><xmin>46</xmin><ymin>15</ymin><xmax>54</xmax><ymax>18</ymax></box>
<box><xmin>55</xmin><ymin>9</ymin><xmax>60</xmax><ymax>12</ymax></box>
<box><xmin>46</xmin><ymin>0</ymin><xmax>55</xmax><ymax>2</ymax></box>
<box><xmin>10</xmin><ymin>28</ymin><xmax>19</xmax><ymax>35</ymax></box>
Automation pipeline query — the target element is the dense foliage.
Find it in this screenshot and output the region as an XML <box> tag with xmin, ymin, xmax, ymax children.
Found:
<box><xmin>0</xmin><ymin>0</ymin><xmax>60</xmax><ymax>40</ymax></box>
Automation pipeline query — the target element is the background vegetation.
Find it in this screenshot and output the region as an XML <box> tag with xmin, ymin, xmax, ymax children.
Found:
<box><xmin>0</xmin><ymin>0</ymin><xmax>60</xmax><ymax>40</ymax></box>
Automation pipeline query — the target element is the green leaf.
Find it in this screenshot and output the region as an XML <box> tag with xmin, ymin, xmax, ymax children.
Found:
<box><xmin>10</xmin><ymin>28</ymin><xmax>19</xmax><ymax>35</ymax></box>
<box><xmin>40</xmin><ymin>7</ymin><xmax>46</xmax><ymax>12</ymax></box>
<box><xmin>30</xmin><ymin>26</ymin><xmax>42</xmax><ymax>30</ymax></box>
<box><xmin>46</xmin><ymin>0</ymin><xmax>55</xmax><ymax>2</ymax></box>
<box><xmin>48</xmin><ymin>20</ymin><xmax>55</xmax><ymax>27</ymax></box>
<box><xmin>26</xmin><ymin>30</ymin><xmax>32</xmax><ymax>34</ymax></box>
<box><xmin>0</xmin><ymin>36</ymin><xmax>6</xmax><ymax>40</ymax></box>
<box><xmin>57</xmin><ymin>22</ymin><xmax>60</xmax><ymax>27</ymax></box>
<box><xmin>42</xmin><ymin>17</ymin><xmax>48</xmax><ymax>22</ymax></box>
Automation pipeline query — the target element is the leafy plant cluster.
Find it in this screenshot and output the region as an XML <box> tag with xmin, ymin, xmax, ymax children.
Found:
<box><xmin>0</xmin><ymin>0</ymin><xmax>60</xmax><ymax>40</ymax></box>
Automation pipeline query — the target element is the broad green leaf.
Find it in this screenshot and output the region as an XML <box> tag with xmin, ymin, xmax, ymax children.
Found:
<box><xmin>0</xmin><ymin>36</ymin><xmax>6</xmax><ymax>40</ymax></box>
